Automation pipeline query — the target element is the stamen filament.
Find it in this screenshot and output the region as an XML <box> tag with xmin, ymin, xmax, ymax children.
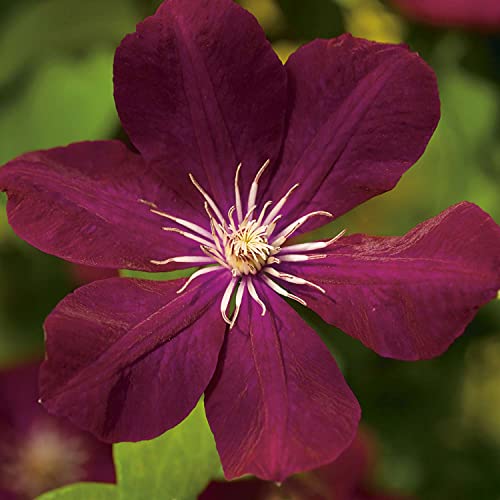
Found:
<box><xmin>278</xmin><ymin>253</ymin><xmax>327</xmax><ymax>262</ymax></box>
<box><xmin>234</xmin><ymin>163</ymin><xmax>243</xmax><ymax>223</ymax></box>
<box><xmin>189</xmin><ymin>173</ymin><xmax>225</xmax><ymax>226</ymax></box>
<box><xmin>221</xmin><ymin>277</ymin><xmax>239</xmax><ymax>325</ymax></box>
<box><xmin>256</xmin><ymin>200</ymin><xmax>273</xmax><ymax>226</ymax></box>
<box><xmin>230</xmin><ymin>279</ymin><xmax>246</xmax><ymax>329</ymax></box>
<box><xmin>247</xmin><ymin>159</ymin><xmax>270</xmax><ymax>218</ymax></box>
<box><xmin>150</xmin><ymin>208</ymin><xmax>213</xmax><ymax>240</ymax></box>
<box><xmin>263</xmin><ymin>184</ymin><xmax>299</xmax><ymax>226</ymax></box>
<box><xmin>271</xmin><ymin>211</ymin><xmax>333</xmax><ymax>246</ymax></box>
<box><xmin>279</xmin><ymin>229</ymin><xmax>347</xmax><ymax>254</ymax></box>
<box><xmin>263</xmin><ymin>267</ymin><xmax>325</xmax><ymax>293</ymax></box>
<box><xmin>162</xmin><ymin>227</ymin><xmax>215</xmax><ymax>248</ymax></box>
<box><xmin>200</xmin><ymin>246</ymin><xmax>231</xmax><ymax>269</ymax></box>
<box><xmin>177</xmin><ymin>267</ymin><xmax>223</xmax><ymax>294</ymax></box>
<box><xmin>150</xmin><ymin>256</ymin><xmax>214</xmax><ymax>266</ymax></box>
<box><xmin>261</xmin><ymin>275</ymin><xmax>307</xmax><ymax>306</ymax></box>
<box><xmin>246</xmin><ymin>277</ymin><xmax>266</xmax><ymax>316</ymax></box>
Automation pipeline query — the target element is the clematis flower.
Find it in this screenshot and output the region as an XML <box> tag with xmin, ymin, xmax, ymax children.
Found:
<box><xmin>200</xmin><ymin>428</ymin><xmax>413</xmax><ymax>500</ymax></box>
<box><xmin>0</xmin><ymin>362</ymin><xmax>115</xmax><ymax>499</ymax></box>
<box><xmin>389</xmin><ymin>0</ymin><xmax>500</xmax><ymax>31</ymax></box>
<box><xmin>1</xmin><ymin>0</ymin><xmax>500</xmax><ymax>482</ymax></box>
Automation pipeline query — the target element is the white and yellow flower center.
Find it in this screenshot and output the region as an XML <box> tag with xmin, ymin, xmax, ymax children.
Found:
<box><xmin>140</xmin><ymin>160</ymin><xmax>345</xmax><ymax>328</ymax></box>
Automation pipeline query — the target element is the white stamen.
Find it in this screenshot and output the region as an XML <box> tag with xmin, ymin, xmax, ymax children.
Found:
<box><xmin>263</xmin><ymin>184</ymin><xmax>299</xmax><ymax>226</ymax></box>
<box><xmin>177</xmin><ymin>267</ymin><xmax>222</xmax><ymax>294</ymax></box>
<box><xmin>234</xmin><ymin>163</ymin><xmax>243</xmax><ymax>223</ymax></box>
<box><xmin>150</xmin><ymin>209</ymin><xmax>213</xmax><ymax>240</ymax></box>
<box><xmin>162</xmin><ymin>227</ymin><xmax>215</xmax><ymax>248</ymax></box>
<box><xmin>246</xmin><ymin>277</ymin><xmax>266</xmax><ymax>316</ymax></box>
<box><xmin>271</xmin><ymin>211</ymin><xmax>333</xmax><ymax>246</ymax></box>
<box><xmin>221</xmin><ymin>277</ymin><xmax>239</xmax><ymax>325</ymax></box>
<box><xmin>247</xmin><ymin>159</ymin><xmax>270</xmax><ymax>218</ymax></box>
<box><xmin>261</xmin><ymin>275</ymin><xmax>307</xmax><ymax>306</ymax></box>
<box><xmin>230</xmin><ymin>279</ymin><xmax>246</xmax><ymax>329</ymax></box>
<box><xmin>143</xmin><ymin>162</ymin><xmax>345</xmax><ymax>328</ymax></box>
<box><xmin>200</xmin><ymin>246</ymin><xmax>231</xmax><ymax>269</ymax></box>
<box><xmin>279</xmin><ymin>229</ymin><xmax>346</xmax><ymax>254</ymax></box>
<box><xmin>150</xmin><ymin>256</ymin><xmax>215</xmax><ymax>266</ymax></box>
<box><xmin>256</xmin><ymin>200</ymin><xmax>273</xmax><ymax>226</ymax></box>
<box><xmin>264</xmin><ymin>267</ymin><xmax>325</xmax><ymax>293</ymax></box>
<box><xmin>278</xmin><ymin>253</ymin><xmax>327</xmax><ymax>262</ymax></box>
<box><xmin>189</xmin><ymin>173</ymin><xmax>226</xmax><ymax>226</ymax></box>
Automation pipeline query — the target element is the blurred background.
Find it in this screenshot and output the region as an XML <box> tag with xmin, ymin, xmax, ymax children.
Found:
<box><xmin>0</xmin><ymin>0</ymin><xmax>499</xmax><ymax>498</ymax></box>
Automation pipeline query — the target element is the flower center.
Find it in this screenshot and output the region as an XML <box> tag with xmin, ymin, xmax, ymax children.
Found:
<box><xmin>140</xmin><ymin>159</ymin><xmax>345</xmax><ymax>328</ymax></box>
<box><xmin>1</xmin><ymin>422</ymin><xmax>89</xmax><ymax>498</ymax></box>
<box><xmin>224</xmin><ymin>221</ymin><xmax>275</xmax><ymax>276</ymax></box>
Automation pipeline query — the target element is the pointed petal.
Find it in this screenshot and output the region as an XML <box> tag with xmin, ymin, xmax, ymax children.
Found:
<box><xmin>263</xmin><ymin>35</ymin><xmax>439</xmax><ymax>234</ymax></box>
<box><xmin>205</xmin><ymin>285</ymin><xmax>360</xmax><ymax>481</ymax></box>
<box><xmin>0</xmin><ymin>141</ymin><xmax>206</xmax><ymax>271</ymax></box>
<box><xmin>40</xmin><ymin>273</ymin><xmax>229</xmax><ymax>442</ymax></box>
<box><xmin>114</xmin><ymin>0</ymin><xmax>287</xmax><ymax>213</ymax></box>
<box><xmin>279</xmin><ymin>203</ymin><xmax>500</xmax><ymax>360</ymax></box>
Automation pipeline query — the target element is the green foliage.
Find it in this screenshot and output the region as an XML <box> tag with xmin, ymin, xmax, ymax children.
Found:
<box><xmin>36</xmin><ymin>401</ymin><xmax>222</xmax><ymax>500</ymax></box>
<box><xmin>0</xmin><ymin>52</ymin><xmax>118</xmax><ymax>164</ymax></box>
<box><xmin>37</xmin><ymin>484</ymin><xmax>119</xmax><ymax>500</ymax></box>
<box><xmin>121</xmin><ymin>268</ymin><xmax>196</xmax><ymax>281</ymax></box>
<box><xmin>0</xmin><ymin>0</ymin><xmax>139</xmax><ymax>86</ymax></box>
<box><xmin>116</xmin><ymin>401</ymin><xmax>222</xmax><ymax>500</ymax></box>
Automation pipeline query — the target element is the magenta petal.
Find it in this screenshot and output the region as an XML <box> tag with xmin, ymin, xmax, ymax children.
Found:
<box><xmin>0</xmin><ymin>141</ymin><xmax>207</xmax><ymax>271</ymax></box>
<box><xmin>40</xmin><ymin>274</ymin><xmax>228</xmax><ymax>442</ymax></box>
<box><xmin>205</xmin><ymin>285</ymin><xmax>361</xmax><ymax>482</ymax></box>
<box><xmin>391</xmin><ymin>0</ymin><xmax>500</xmax><ymax>31</ymax></box>
<box><xmin>114</xmin><ymin>0</ymin><xmax>287</xmax><ymax>212</ymax></box>
<box><xmin>263</xmin><ymin>35</ymin><xmax>439</xmax><ymax>234</ymax></box>
<box><xmin>282</xmin><ymin>203</ymin><xmax>500</xmax><ymax>360</ymax></box>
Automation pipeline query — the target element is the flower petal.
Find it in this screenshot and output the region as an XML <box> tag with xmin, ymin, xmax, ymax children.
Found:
<box><xmin>0</xmin><ymin>141</ymin><xmax>205</xmax><ymax>271</ymax></box>
<box><xmin>114</xmin><ymin>0</ymin><xmax>287</xmax><ymax>213</ymax></box>
<box><xmin>205</xmin><ymin>284</ymin><xmax>360</xmax><ymax>481</ymax></box>
<box><xmin>280</xmin><ymin>203</ymin><xmax>500</xmax><ymax>360</ymax></box>
<box><xmin>262</xmin><ymin>35</ymin><xmax>439</xmax><ymax>234</ymax></box>
<box><xmin>40</xmin><ymin>273</ymin><xmax>228</xmax><ymax>442</ymax></box>
<box><xmin>390</xmin><ymin>0</ymin><xmax>500</xmax><ymax>31</ymax></box>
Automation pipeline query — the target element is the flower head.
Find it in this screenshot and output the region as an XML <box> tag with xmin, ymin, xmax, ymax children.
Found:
<box><xmin>0</xmin><ymin>363</ymin><xmax>115</xmax><ymax>498</ymax></box>
<box><xmin>1</xmin><ymin>0</ymin><xmax>500</xmax><ymax>482</ymax></box>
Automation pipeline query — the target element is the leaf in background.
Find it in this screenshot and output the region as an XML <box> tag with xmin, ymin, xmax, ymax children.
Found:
<box><xmin>120</xmin><ymin>268</ymin><xmax>196</xmax><ymax>281</ymax></box>
<box><xmin>0</xmin><ymin>51</ymin><xmax>118</xmax><ymax>164</ymax></box>
<box><xmin>0</xmin><ymin>0</ymin><xmax>138</xmax><ymax>86</ymax></box>
<box><xmin>37</xmin><ymin>483</ymin><xmax>118</xmax><ymax>500</ymax></box>
<box><xmin>115</xmin><ymin>400</ymin><xmax>222</xmax><ymax>500</ymax></box>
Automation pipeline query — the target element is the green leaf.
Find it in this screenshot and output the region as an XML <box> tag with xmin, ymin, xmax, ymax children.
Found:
<box><xmin>115</xmin><ymin>400</ymin><xmax>222</xmax><ymax>500</ymax></box>
<box><xmin>0</xmin><ymin>0</ymin><xmax>138</xmax><ymax>86</ymax></box>
<box><xmin>0</xmin><ymin>51</ymin><xmax>118</xmax><ymax>164</ymax></box>
<box><xmin>120</xmin><ymin>268</ymin><xmax>196</xmax><ymax>281</ymax></box>
<box><xmin>37</xmin><ymin>483</ymin><xmax>119</xmax><ymax>500</ymax></box>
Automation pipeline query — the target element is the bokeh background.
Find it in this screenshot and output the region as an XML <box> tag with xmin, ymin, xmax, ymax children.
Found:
<box><xmin>0</xmin><ymin>0</ymin><xmax>499</xmax><ymax>498</ymax></box>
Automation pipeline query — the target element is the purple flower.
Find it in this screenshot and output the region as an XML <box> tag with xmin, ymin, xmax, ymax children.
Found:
<box><xmin>0</xmin><ymin>362</ymin><xmax>115</xmax><ymax>499</ymax></box>
<box><xmin>1</xmin><ymin>0</ymin><xmax>500</xmax><ymax>482</ymax></box>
